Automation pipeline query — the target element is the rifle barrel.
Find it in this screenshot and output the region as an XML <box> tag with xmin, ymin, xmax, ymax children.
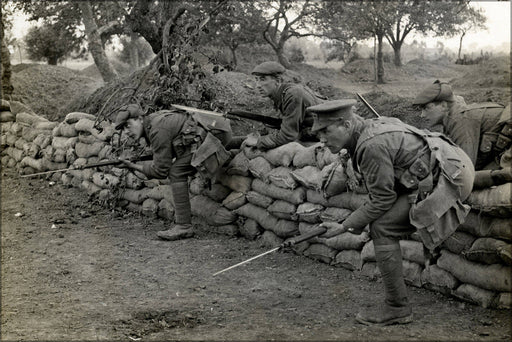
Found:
<box><xmin>356</xmin><ymin>93</ymin><xmax>381</xmax><ymax>118</ymax></box>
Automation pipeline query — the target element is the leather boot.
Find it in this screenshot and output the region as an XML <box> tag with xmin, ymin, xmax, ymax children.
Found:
<box><xmin>156</xmin><ymin>181</ymin><xmax>194</xmax><ymax>241</ymax></box>
<box><xmin>356</xmin><ymin>240</ymin><xmax>413</xmax><ymax>326</ymax></box>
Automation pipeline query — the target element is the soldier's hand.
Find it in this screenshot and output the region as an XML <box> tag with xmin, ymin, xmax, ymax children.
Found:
<box><xmin>318</xmin><ymin>222</ymin><xmax>347</xmax><ymax>238</ymax></box>
<box><xmin>118</xmin><ymin>158</ymin><xmax>136</xmax><ymax>169</ymax></box>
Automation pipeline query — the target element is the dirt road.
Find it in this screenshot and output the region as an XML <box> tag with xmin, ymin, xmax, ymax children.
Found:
<box><xmin>1</xmin><ymin>170</ymin><xmax>510</xmax><ymax>341</ymax></box>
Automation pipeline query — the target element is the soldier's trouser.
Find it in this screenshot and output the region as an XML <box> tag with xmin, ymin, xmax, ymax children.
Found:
<box><xmin>369</xmin><ymin>194</ymin><xmax>413</xmax><ymax>244</ymax></box>
<box><xmin>169</xmin><ymin>152</ymin><xmax>195</xmax><ymax>225</ymax></box>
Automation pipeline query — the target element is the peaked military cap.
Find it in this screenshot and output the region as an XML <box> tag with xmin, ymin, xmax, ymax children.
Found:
<box><xmin>114</xmin><ymin>104</ymin><xmax>144</xmax><ymax>130</ymax></box>
<box><xmin>307</xmin><ymin>99</ymin><xmax>357</xmax><ymax>132</ymax></box>
<box><xmin>251</xmin><ymin>61</ymin><xmax>286</xmax><ymax>76</ymax></box>
<box><xmin>413</xmin><ymin>80</ymin><xmax>454</xmax><ymax>105</ymax></box>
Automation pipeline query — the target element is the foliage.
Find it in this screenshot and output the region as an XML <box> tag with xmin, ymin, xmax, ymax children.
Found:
<box><xmin>116</xmin><ymin>34</ymin><xmax>155</xmax><ymax>67</ymax></box>
<box><xmin>24</xmin><ymin>22</ymin><xmax>83</xmax><ymax>65</ymax></box>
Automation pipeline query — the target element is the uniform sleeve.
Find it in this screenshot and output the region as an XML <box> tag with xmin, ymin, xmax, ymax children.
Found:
<box><xmin>258</xmin><ymin>88</ymin><xmax>304</xmax><ymax>150</ymax></box>
<box><xmin>343</xmin><ymin>143</ymin><xmax>398</xmax><ymax>230</ymax></box>
<box><xmin>142</xmin><ymin>126</ymin><xmax>175</xmax><ymax>179</ymax></box>
<box><xmin>445</xmin><ymin>113</ymin><xmax>480</xmax><ymax>166</ymax></box>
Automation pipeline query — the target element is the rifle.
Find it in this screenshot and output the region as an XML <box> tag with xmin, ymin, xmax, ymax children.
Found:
<box><xmin>356</xmin><ymin>93</ymin><xmax>381</xmax><ymax>117</ymax></box>
<box><xmin>212</xmin><ymin>225</ymin><xmax>327</xmax><ymax>276</ymax></box>
<box><xmin>171</xmin><ymin>104</ymin><xmax>282</xmax><ymax>129</ymax></box>
<box><xmin>21</xmin><ymin>154</ymin><xmax>153</xmax><ymax>178</ymax></box>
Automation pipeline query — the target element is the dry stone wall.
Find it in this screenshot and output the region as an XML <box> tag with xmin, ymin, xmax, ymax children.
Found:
<box><xmin>1</xmin><ymin>99</ymin><xmax>510</xmax><ymax>309</ymax></box>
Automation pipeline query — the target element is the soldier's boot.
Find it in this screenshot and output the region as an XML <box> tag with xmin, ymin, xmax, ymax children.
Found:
<box><xmin>156</xmin><ymin>182</ymin><xmax>194</xmax><ymax>241</ymax></box>
<box><xmin>356</xmin><ymin>240</ymin><xmax>413</xmax><ymax>326</ymax></box>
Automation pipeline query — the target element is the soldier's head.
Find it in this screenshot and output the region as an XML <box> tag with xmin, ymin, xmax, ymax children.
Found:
<box><xmin>413</xmin><ymin>80</ymin><xmax>454</xmax><ymax>126</ymax></box>
<box><xmin>251</xmin><ymin>61</ymin><xmax>286</xmax><ymax>97</ymax></box>
<box><xmin>114</xmin><ymin>104</ymin><xmax>144</xmax><ymax>140</ymax></box>
<box><xmin>307</xmin><ymin>99</ymin><xmax>358</xmax><ymax>153</ymax></box>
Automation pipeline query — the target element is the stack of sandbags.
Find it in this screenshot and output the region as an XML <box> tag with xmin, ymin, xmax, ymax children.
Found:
<box><xmin>417</xmin><ymin>182</ymin><xmax>512</xmax><ymax>309</ymax></box>
<box><xmin>1</xmin><ymin>100</ymin><xmax>59</xmax><ymax>175</ymax></box>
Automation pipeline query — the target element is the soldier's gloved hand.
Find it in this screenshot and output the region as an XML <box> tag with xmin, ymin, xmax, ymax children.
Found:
<box><xmin>318</xmin><ymin>222</ymin><xmax>347</xmax><ymax>238</ymax></box>
<box><xmin>241</xmin><ymin>133</ymin><xmax>259</xmax><ymax>149</ymax></box>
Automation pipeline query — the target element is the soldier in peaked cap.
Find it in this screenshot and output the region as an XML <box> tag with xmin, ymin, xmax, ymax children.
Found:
<box><xmin>243</xmin><ymin>61</ymin><xmax>326</xmax><ymax>150</ymax></box>
<box><xmin>414</xmin><ymin>80</ymin><xmax>511</xmax><ymax>170</ymax></box>
<box><xmin>308</xmin><ymin>99</ymin><xmax>474</xmax><ymax>325</ymax></box>
<box><xmin>114</xmin><ymin>104</ymin><xmax>238</xmax><ymax>241</ymax></box>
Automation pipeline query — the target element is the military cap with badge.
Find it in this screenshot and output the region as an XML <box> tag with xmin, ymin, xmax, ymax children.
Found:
<box><xmin>307</xmin><ymin>99</ymin><xmax>358</xmax><ymax>132</ymax></box>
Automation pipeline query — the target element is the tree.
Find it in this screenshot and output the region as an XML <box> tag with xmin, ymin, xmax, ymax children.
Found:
<box><xmin>451</xmin><ymin>5</ymin><xmax>487</xmax><ymax>61</ymax></box>
<box><xmin>259</xmin><ymin>0</ymin><xmax>323</xmax><ymax>68</ymax></box>
<box><xmin>14</xmin><ymin>0</ymin><xmax>129</xmax><ymax>82</ymax></box>
<box><xmin>199</xmin><ymin>1</ymin><xmax>266</xmax><ymax>68</ymax></box>
<box><xmin>1</xmin><ymin>2</ymin><xmax>14</xmax><ymax>97</ymax></box>
<box><xmin>24</xmin><ymin>22</ymin><xmax>81</xmax><ymax>65</ymax></box>
<box><xmin>383</xmin><ymin>1</ymin><xmax>476</xmax><ymax>67</ymax></box>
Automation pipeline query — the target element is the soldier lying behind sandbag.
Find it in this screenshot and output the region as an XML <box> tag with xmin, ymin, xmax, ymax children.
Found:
<box><xmin>114</xmin><ymin>103</ymin><xmax>243</xmax><ymax>241</ymax></box>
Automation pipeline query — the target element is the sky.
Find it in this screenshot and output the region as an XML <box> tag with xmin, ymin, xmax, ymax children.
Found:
<box><xmin>7</xmin><ymin>1</ymin><xmax>511</xmax><ymax>54</ymax></box>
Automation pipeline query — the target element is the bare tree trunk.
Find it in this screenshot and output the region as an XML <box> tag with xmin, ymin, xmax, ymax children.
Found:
<box><xmin>129</xmin><ymin>32</ymin><xmax>140</xmax><ymax>68</ymax></box>
<box><xmin>373</xmin><ymin>35</ymin><xmax>377</xmax><ymax>83</ymax></box>
<box><xmin>276</xmin><ymin>46</ymin><xmax>291</xmax><ymax>69</ymax></box>
<box><xmin>457</xmin><ymin>31</ymin><xmax>466</xmax><ymax>61</ymax></box>
<box><xmin>0</xmin><ymin>14</ymin><xmax>13</xmax><ymax>98</ymax></box>
<box><xmin>392</xmin><ymin>43</ymin><xmax>402</xmax><ymax>67</ymax></box>
<box><xmin>229</xmin><ymin>46</ymin><xmax>238</xmax><ymax>69</ymax></box>
<box><xmin>377</xmin><ymin>33</ymin><xmax>385</xmax><ymax>84</ymax></box>
<box><xmin>78</xmin><ymin>1</ymin><xmax>118</xmax><ymax>82</ymax></box>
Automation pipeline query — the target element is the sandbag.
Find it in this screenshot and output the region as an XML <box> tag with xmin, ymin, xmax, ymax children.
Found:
<box><xmin>33</xmin><ymin>121</ymin><xmax>58</xmax><ymax>130</ymax></box>
<box><xmin>65</xmin><ymin>112</ymin><xmax>96</xmax><ymax>124</ymax></box>
<box><xmin>453</xmin><ymin>284</ymin><xmax>497</xmax><ymax>308</ymax></box>
<box><xmin>437</xmin><ymin>249</ymin><xmax>512</xmax><ymax>292</ymax></box>
<box><xmin>421</xmin><ymin>264</ymin><xmax>459</xmax><ymax>294</ymax></box>
<box><xmin>295</xmin><ymin>203</ymin><xmax>324</xmax><ymax>223</ymax></box>
<box><xmin>466</xmin><ymin>183</ymin><xmax>512</xmax><ymax>217</ymax></box>
<box><xmin>261</xmin><ymin>230</ymin><xmax>283</xmax><ymax>248</ymax></box>
<box><xmin>16</xmin><ymin>111</ymin><xmax>48</xmax><ymax>125</ymax></box>
<box><xmin>125</xmin><ymin>172</ymin><xmax>144</xmax><ymax>189</ymax></box>
<box><xmin>239</xmin><ymin>218</ymin><xmax>262</xmax><ymax>240</ymax></box>
<box><xmin>190</xmin><ymin>195</ymin><xmax>237</xmax><ymax>226</ymax></box>
<box><xmin>268</xmin><ymin>200</ymin><xmax>297</xmax><ymax>220</ymax></box>
<box><xmin>1</xmin><ymin>121</ymin><xmax>13</xmax><ymax>133</ymax></box>
<box><xmin>91</xmin><ymin>172</ymin><xmax>121</xmax><ymax>189</ymax></box>
<box><xmin>248</xmin><ymin>156</ymin><xmax>272</xmax><ymax>181</ymax></box>
<box><xmin>74</xmin><ymin>118</ymin><xmax>114</xmax><ymax>141</ymax></box>
<box><xmin>14</xmin><ymin>137</ymin><xmax>27</xmax><ymax>150</ymax></box>
<box><xmin>52</xmin><ymin>148</ymin><xmax>67</xmax><ymax>163</ymax></box>
<box><xmin>400</xmin><ymin>240</ymin><xmax>426</xmax><ymax>265</ymax></box>
<box><xmin>189</xmin><ymin>176</ymin><xmax>207</xmax><ymax>195</ymax></box>
<box><xmin>23</xmin><ymin>126</ymin><xmax>50</xmax><ymax>142</ymax></box>
<box><xmin>75</xmin><ymin>141</ymin><xmax>105</xmax><ymax>158</ymax></box>
<box><xmin>217</xmin><ymin>173</ymin><xmax>252</xmax><ymax>193</ymax></box>
<box><xmin>0</xmin><ymin>111</ymin><xmax>15</xmax><ymax>122</ymax></box>
<box><xmin>1</xmin><ymin>99</ymin><xmax>10</xmax><ymax>111</ymax></box>
<box><xmin>246</xmin><ymin>190</ymin><xmax>274</xmax><ymax>208</ymax></box>
<box><xmin>80</xmin><ymin>180</ymin><xmax>102</xmax><ymax>195</ymax></box>
<box><xmin>222</xmin><ymin>191</ymin><xmax>246</xmax><ymax>210</ymax></box>
<box><xmin>53</xmin><ymin>122</ymin><xmax>77</xmax><ymax>137</ymax></box>
<box><xmin>147</xmin><ymin>185</ymin><xmax>173</xmax><ymax>202</ymax></box>
<box><xmin>403</xmin><ymin>260</ymin><xmax>423</xmax><ymax>287</ymax></box>
<box><xmin>496</xmin><ymin>292</ymin><xmax>512</xmax><ymax>309</ymax></box>
<box><xmin>332</xmin><ymin>249</ymin><xmax>363</xmax><ymax>270</ymax></box>
<box><xmin>463</xmin><ymin>238</ymin><xmax>512</xmax><ymax>265</ymax></box>
<box><xmin>226</xmin><ymin>152</ymin><xmax>250</xmax><ymax>176</ymax></box>
<box><xmin>20</xmin><ymin>156</ymin><xmax>44</xmax><ymax>171</ymax></box>
<box><xmin>263</xmin><ymin>142</ymin><xmax>303</xmax><ymax>167</ymax></box>
<box><xmin>235</xmin><ymin>203</ymin><xmax>298</xmax><ymax>237</ymax></box>
<box><xmin>252</xmin><ymin>178</ymin><xmax>306</xmax><ymax>204</ymax></box>
<box><xmin>320</xmin><ymin>207</ymin><xmax>353</xmax><ymax>223</ymax></box>
<box><xmin>42</xmin><ymin>159</ymin><xmax>67</xmax><ymax>171</ymax></box>
<box><xmin>318</xmin><ymin>231</ymin><xmax>370</xmax><ymax>251</ymax></box>
<box><xmin>315</xmin><ymin>145</ymin><xmax>339</xmax><ymax>169</ymax></box>
<box><xmin>327</xmin><ymin>192</ymin><xmax>369</xmax><ymax>210</ymax></box>
<box><xmin>203</xmin><ymin>183</ymin><xmax>231</xmax><ymax>202</ymax></box>
<box><xmin>8</xmin><ymin>147</ymin><xmax>24</xmax><ymax>162</ymax></box>
<box><xmin>33</xmin><ymin>133</ymin><xmax>52</xmax><ymax>149</ymax></box>
<box><xmin>292</xmin><ymin>143</ymin><xmax>317</xmax><ymax>167</ymax></box>
<box><xmin>457</xmin><ymin>211</ymin><xmax>512</xmax><ymax>241</ymax></box>
<box><xmin>291</xmin><ymin>165</ymin><xmax>323</xmax><ymax>191</ymax></box>
<box><xmin>267</xmin><ymin>166</ymin><xmax>297</xmax><ymax>189</ymax></box>
<box><xmin>157</xmin><ymin>199</ymin><xmax>175</xmax><ymax>221</ymax></box>
<box><xmin>207</xmin><ymin>224</ymin><xmax>239</xmax><ymax>236</ymax></box>
<box><xmin>9</xmin><ymin>101</ymin><xmax>35</xmax><ymax>115</ymax></box>
<box><xmin>121</xmin><ymin>188</ymin><xmax>151</xmax><ymax>204</ymax></box>
<box><xmin>52</xmin><ymin>136</ymin><xmax>77</xmax><ymax>150</ymax></box>
<box><xmin>142</xmin><ymin>198</ymin><xmax>159</xmax><ymax>217</ymax></box>
<box><xmin>360</xmin><ymin>262</ymin><xmax>380</xmax><ymax>280</ymax></box>
<box><xmin>321</xmin><ymin>162</ymin><xmax>348</xmax><ymax>197</ymax></box>
<box><xmin>441</xmin><ymin>231</ymin><xmax>476</xmax><ymax>255</ymax></box>
<box><xmin>9</xmin><ymin>122</ymin><xmax>23</xmax><ymax>136</ymax></box>
<box><xmin>78</xmin><ymin>133</ymin><xmax>97</xmax><ymax>144</ymax></box>
<box><xmin>304</xmin><ymin>243</ymin><xmax>337</xmax><ymax>264</ymax></box>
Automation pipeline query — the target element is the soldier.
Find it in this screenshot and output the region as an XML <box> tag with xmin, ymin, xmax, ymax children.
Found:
<box><xmin>114</xmin><ymin>104</ymin><xmax>238</xmax><ymax>241</ymax></box>
<box><xmin>244</xmin><ymin>61</ymin><xmax>325</xmax><ymax>150</ymax></box>
<box><xmin>413</xmin><ymin>80</ymin><xmax>511</xmax><ymax>170</ymax></box>
<box><xmin>308</xmin><ymin>99</ymin><xmax>474</xmax><ymax>325</ymax></box>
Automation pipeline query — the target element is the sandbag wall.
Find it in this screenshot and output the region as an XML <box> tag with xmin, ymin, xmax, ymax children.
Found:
<box><xmin>1</xmin><ymin>99</ymin><xmax>510</xmax><ymax>309</ymax></box>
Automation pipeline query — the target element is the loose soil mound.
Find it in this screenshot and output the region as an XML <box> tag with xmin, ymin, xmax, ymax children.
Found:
<box><xmin>10</xmin><ymin>64</ymin><xmax>102</xmax><ymax>121</ymax></box>
<box><xmin>452</xmin><ymin>56</ymin><xmax>511</xmax><ymax>89</ymax></box>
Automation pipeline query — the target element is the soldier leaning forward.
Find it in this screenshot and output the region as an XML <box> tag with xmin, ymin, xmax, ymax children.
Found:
<box><xmin>115</xmin><ymin>104</ymin><xmax>241</xmax><ymax>241</ymax></box>
<box><xmin>244</xmin><ymin>61</ymin><xmax>326</xmax><ymax>151</ymax></box>
<box><xmin>308</xmin><ymin>100</ymin><xmax>475</xmax><ymax>326</ymax></box>
<box><xmin>413</xmin><ymin>80</ymin><xmax>512</xmax><ymax>170</ymax></box>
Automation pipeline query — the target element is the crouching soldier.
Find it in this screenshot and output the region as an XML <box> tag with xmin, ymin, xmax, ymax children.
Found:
<box><xmin>413</xmin><ymin>80</ymin><xmax>511</xmax><ymax>171</ymax></box>
<box><xmin>244</xmin><ymin>61</ymin><xmax>325</xmax><ymax>150</ymax></box>
<box><xmin>308</xmin><ymin>100</ymin><xmax>475</xmax><ymax>325</ymax></box>
<box><xmin>114</xmin><ymin>104</ymin><xmax>240</xmax><ymax>241</ymax></box>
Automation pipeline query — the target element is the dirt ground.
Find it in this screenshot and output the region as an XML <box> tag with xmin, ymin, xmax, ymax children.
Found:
<box><xmin>1</xmin><ymin>169</ymin><xmax>511</xmax><ymax>341</ymax></box>
<box><xmin>2</xmin><ymin>56</ymin><xmax>511</xmax><ymax>341</ymax></box>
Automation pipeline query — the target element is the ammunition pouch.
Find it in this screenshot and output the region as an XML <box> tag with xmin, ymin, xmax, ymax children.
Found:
<box><xmin>172</xmin><ymin>117</ymin><xmax>207</xmax><ymax>157</ymax></box>
<box><xmin>191</xmin><ymin>132</ymin><xmax>231</xmax><ymax>180</ymax></box>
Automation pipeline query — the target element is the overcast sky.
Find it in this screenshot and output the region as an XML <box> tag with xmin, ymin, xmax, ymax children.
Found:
<box><xmin>9</xmin><ymin>1</ymin><xmax>511</xmax><ymax>53</ymax></box>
